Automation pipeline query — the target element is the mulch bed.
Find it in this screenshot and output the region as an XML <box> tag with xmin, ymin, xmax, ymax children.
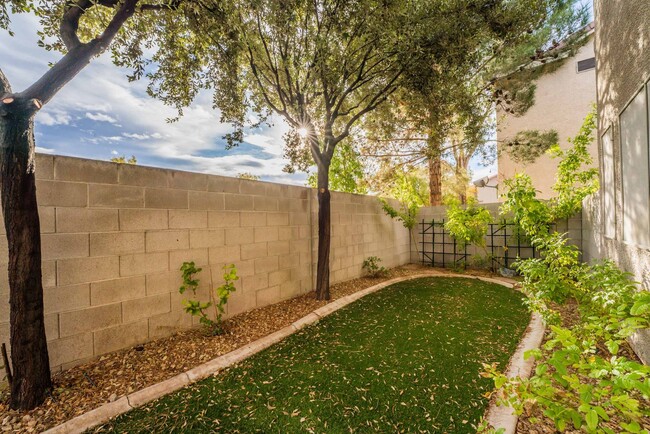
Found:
<box><xmin>1</xmin><ymin>265</ymin><xmax>434</xmax><ymax>433</ymax></box>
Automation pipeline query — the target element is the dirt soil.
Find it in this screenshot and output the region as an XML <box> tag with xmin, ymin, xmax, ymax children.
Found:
<box><xmin>1</xmin><ymin>264</ymin><xmax>454</xmax><ymax>433</ymax></box>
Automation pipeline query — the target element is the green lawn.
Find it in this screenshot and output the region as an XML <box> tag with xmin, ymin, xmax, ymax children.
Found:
<box><xmin>96</xmin><ymin>277</ymin><xmax>529</xmax><ymax>433</ymax></box>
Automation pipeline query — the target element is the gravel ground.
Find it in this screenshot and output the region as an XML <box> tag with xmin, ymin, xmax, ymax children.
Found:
<box><xmin>1</xmin><ymin>265</ymin><xmax>434</xmax><ymax>433</ymax></box>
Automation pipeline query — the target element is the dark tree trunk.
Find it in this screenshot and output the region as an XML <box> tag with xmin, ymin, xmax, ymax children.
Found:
<box><xmin>428</xmin><ymin>154</ymin><xmax>443</xmax><ymax>206</ymax></box>
<box><xmin>0</xmin><ymin>112</ymin><xmax>52</xmax><ymax>410</ymax></box>
<box><xmin>315</xmin><ymin>161</ymin><xmax>331</xmax><ymax>300</ymax></box>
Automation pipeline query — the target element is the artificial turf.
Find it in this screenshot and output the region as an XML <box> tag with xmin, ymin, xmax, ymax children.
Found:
<box><xmin>95</xmin><ymin>277</ymin><xmax>529</xmax><ymax>433</ymax></box>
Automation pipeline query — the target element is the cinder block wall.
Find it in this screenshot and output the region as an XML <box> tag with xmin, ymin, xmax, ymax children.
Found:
<box><xmin>0</xmin><ymin>154</ymin><xmax>410</xmax><ymax>375</ymax></box>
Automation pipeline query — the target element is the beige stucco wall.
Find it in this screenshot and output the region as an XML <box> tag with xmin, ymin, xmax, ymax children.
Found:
<box><xmin>0</xmin><ymin>154</ymin><xmax>410</xmax><ymax>376</ymax></box>
<box><xmin>497</xmin><ymin>36</ymin><xmax>598</xmax><ymax>199</ymax></box>
<box><xmin>585</xmin><ymin>0</ymin><xmax>650</xmax><ymax>364</ymax></box>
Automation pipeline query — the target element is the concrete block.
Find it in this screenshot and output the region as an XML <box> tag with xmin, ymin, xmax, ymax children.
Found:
<box><xmin>231</xmin><ymin>259</ymin><xmax>254</xmax><ymax>277</ymax></box>
<box><xmin>267</xmin><ymin>212</ymin><xmax>289</xmax><ymax>226</ymax></box>
<box><xmin>119</xmin><ymin>209</ymin><xmax>168</xmax><ymax>231</ymax></box>
<box><xmin>289</xmin><ymin>212</ymin><xmax>309</xmax><ymax>226</ymax></box>
<box><xmin>41</xmin><ymin>233</ymin><xmax>89</xmax><ymax>260</ymax></box>
<box><xmin>225</xmin><ymin>227</ymin><xmax>254</xmax><ymax>245</ymax></box>
<box><xmin>169</xmin><ymin>210</ymin><xmax>208</xmax><ymax>229</ymax></box>
<box><xmin>226</xmin><ymin>290</ymin><xmax>257</xmax><ymax>316</ymax></box>
<box><xmin>208</xmin><ymin>211</ymin><xmax>240</xmax><ymax>228</ymax></box>
<box><xmin>122</xmin><ymin>293</ymin><xmax>171</xmax><ymax>323</ymax></box>
<box><xmin>42</xmin><ymin>260</ymin><xmax>56</xmax><ymax>287</ymax></box>
<box><xmin>169</xmin><ymin>171</ymin><xmax>208</xmax><ymax>191</ymax></box>
<box><xmin>169</xmin><ymin>248</ymin><xmax>209</xmax><ymax>270</ymax></box>
<box><xmin>189</xmin><ymin>191</ymin><xmax>224</xmax><ymax>210</ymax></box>
<box><xmin>89</xmin><ymin>184</ymin><xmax>144</xmax><ymax>208</ymax></box>
<box><xmin>44</xmin><ymin>283</ymin><xmax>90</xmax><ymax>314</ymax></box>
<box><xmin>120</xmin><ymin>252</ymin><xmax>169</xmax><ymax>276</ymax></box>
<box><xmin>93</xmin><ymin>320</ymin><xmax>149</xmax><ymax>356</ymax></box>
<box><xmin>255</xmin><ymin>256</ymin><xmax>279</xmax><ymax>274</ymax></box>
<box><xmin>240</xmin><ymin>242</ymin><xmax>268</xmax><ymax>260</ymax></box>
<box><xmin>58</xmin><ymin>256</ymin><xmax>120</xmax><ymax>285</ymax></box>
<box><xmin>225</xmin><ymin>194</ymin><xmax>254</xmax><ymax>211</ymax></box>
<box><xmin>54</xmin><ymin>156</ymin><xmax>118</xmax><ymax>184</ymax></box>
<box><xmin>146</xmin><ymin>230</ymin><xmax>189</xmax><ymax>252</ymax></box>
<box><xmin>208</xmin><ymin>245</ymin><xmax>241</xmax><ymax>265</ymax></box>
<box><xmin>35</xmin><ymin>154</ymin><xmax>54</xmax><ymax>180</ymax></box>
<box><xmin>268</xmin><ymin>240</ymin><xmax>290</xmax><ymax>256</ymax></box>
<box><xmin>91</xmin><ymin>276</ymin><xmax>146</xmax><ymax>305</ymax></box>
<box><xmin>118</xmin><ymin>164</ymin><xmax>170</xmax><ymax>188</ymax></box>
<box><xmin>39</xmin><ymin>206</ymin><xmax>56</xmax><ymax>233</ymax></box>
<box><xmin>47</xmin><ymin>333</ymin><xmax>94</xmax><ymax>368</ymax></box>
<box><xmin>36</xmin><ymin>180</ymin><xmax>87</xmax><ymax>207</ymax></box>
<box><xmin>290</xmin><ymin>238</ymin><xmax>310</xmax><ymax>253</ymax></box>
<box><xmin>45</xmin><ymin>313</ymin><xmax>59</xmax><ymax>341</ymax></box>
<box><xmin>242</xmin><ymin>274</ymin><xmax>268</xmax><ymax>292</ymax></box>
<box><xmin>56</xmin><ymin>208</ymin><xmax>119</xmax><ymax>233</ymax></box>
<box><xmin>278</xmin><ymin>226</ymin><xmax>295</xmax><ymax>241</ymax></box>
<box><xmin>256</xmin><ymin>285</ymin><xmax>280</xmax><ymax>307</ymax></box>
<box><xmin>90</xmin><ymin>232</ymin><xmax>145</xmax><ymax>256</ymax></box>
<box><xmin>189</xmin><ymin>229</ymin><xmax>225</xmax><ymax>248</ymax></box>
<box><xmin>280</xmin><ymin>279</ymin><xmax>302</xmax><ymax>299</ymax></box>
<box><xmin>239</xmin><ymin>179</ymin><xmax>264</xmax><ymax>195</ymax></box>
<box><xmin>268</xmin><ymin>269</ymin><xmax>291</xmax><ymax>287</ymax></box>
<box><xmin>240</xmin><ymin>211</ymin><xmax>266</xmax><ymax>227</ymax></box>
<box><xmin>254</xmin><ymin>196</ymin><xmax>278</xmax><ymax>211</ymax></box>
<box><xmin>145</xmin><ymin>272</ymin><xmax>180</xmax><ymax>296</ymax></box>
<box><xmin>254</xmin><ymin>226</ymin><xmax>278</xmax><ymax>243</ymax></box>
<box><xmin>145</xmin><ymin>188</ymin><xmax>188</xmax><ymax>209</ymax></box>
<box><xmin>279</xmin><ymin>253</ymin><xmax>300</xmax><ymax>269</ymax></box>
<box><xmin>59</xmin><ymin>303</ymin><xmax>122</xmax><ymax>337</ymax></box>
<box><xmin>207</xmin><ymin>176</ymin><xmax>240</xmax><ymax>194</ymax></box>
<box><xmin>148</xmin><ymin>309</ymin><xmax>191</xmax><ymax>339</ymax></box>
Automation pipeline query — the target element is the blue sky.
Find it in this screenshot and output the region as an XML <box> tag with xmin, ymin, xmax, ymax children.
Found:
<box><xmin>1</xmin><ymin>13</ymin><xmax>303</xmax><ymax>184</ymax></box>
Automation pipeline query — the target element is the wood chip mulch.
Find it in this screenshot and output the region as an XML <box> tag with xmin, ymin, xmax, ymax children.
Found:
<box><xmin>0</xmin><ymin>265</ymin><xmax>438</xmax><ymax>433</ymax></box>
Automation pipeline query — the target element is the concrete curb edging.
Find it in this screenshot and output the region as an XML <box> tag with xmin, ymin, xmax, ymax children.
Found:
<box><xmin>42</xmin><ymin>271</ymin><xmax>537</xmax><ymax>434</ymax></box>
<box><xmin>484</xmin><ymin>311</ymin><xmax>545</xmax><ymax>434</ymax></box>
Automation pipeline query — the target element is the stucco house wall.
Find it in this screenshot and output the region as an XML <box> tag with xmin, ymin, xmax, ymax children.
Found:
<box><xmin>497</xmin><ymin>35</ymin><xmax>598</xmax><ymax>199</ymax></box>
<box><xmin>584</xmin><ymin>0</ymin><xmax>650</xmax><ymax>364</ymax></box>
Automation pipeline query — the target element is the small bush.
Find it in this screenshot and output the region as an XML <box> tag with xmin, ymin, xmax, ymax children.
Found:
<box><xmin>179</xmin><ymin>262</ymin><xmax>239</xmax><ymax>335</ymax></box>
<box><xmin>362</xmin><ymin>256</ymin><xmax>388</xmax><ymax>278</ymax></box>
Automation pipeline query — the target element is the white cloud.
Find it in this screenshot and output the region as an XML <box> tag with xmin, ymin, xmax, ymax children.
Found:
<box><xmin>37</xmin><ymin>110</ymin><xmax>72</xmax><ymax>126</ymax></box>
<box><xmin>123</xmin><ymin>133</ymin><xmax>151</xmax><ymax>140</ymax></box>
<box><xmin>35</xmin><ymin>146</ymin><xmax>55</xmax><ymax>154</ymax></box>
<box><xmin>85</xmin><ymin>112</ymin><xmax>118</xmax><ymax>123</ymax></box>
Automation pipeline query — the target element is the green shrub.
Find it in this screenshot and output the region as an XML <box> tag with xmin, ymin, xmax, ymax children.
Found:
<box><xmin>179</xmin><ymin>262</ymin><xmax>239</xmax><ymax>335</ymax></box>
<box><xmin>362</xmin><ymin>256</ymin><xmax>388</xmax><ymax>278</ymax></box>
<box><xmin>444</xmin><ymin>196</ymin><xmax>493</xmax><ymax>248</ymax></box>
<box><xmin>480</xmin><ymin>110</ymin><xmax>650</xmax><ymax>433</ymax></box>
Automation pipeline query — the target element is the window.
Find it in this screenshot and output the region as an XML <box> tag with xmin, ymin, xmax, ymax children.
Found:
<box><xmin>601</xmin><ymin>128</ymin><xmax>615</xmax><ymax>238</ymax></box>
<box><xmin>620</xmin><ymin>87</ymin><xmax>650</xmax><ymax>247</ymax></box>
<box><xmin>577</xmin><ymin>57</ymin><xmax>596</xmax><ymax>72</ymax></box>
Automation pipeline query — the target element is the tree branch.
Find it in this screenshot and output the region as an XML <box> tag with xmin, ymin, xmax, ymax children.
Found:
<box><xmin>0</xmin><ymin>67</ymin><xmax>11</xmax><ymax>96</ymax></box>
<box><xmin>21</xmin><ymin>0</ymin><xmax>139</xmax><ymax>106</ymax></box>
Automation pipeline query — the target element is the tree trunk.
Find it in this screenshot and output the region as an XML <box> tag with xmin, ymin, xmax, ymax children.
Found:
<box><xmin>428</xmin><ymin>154</ymin><xmax>443</xmax><ymax>206</ymax></box>
<box><xmin>0</xmin><ymin>113</ymin><xmax>52</xmax><ymax>410</ymax></box>
<box><xmin>315</xmin><ymin>161</ymin><xmax>331</xmax><ymax>301</ymax></box>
